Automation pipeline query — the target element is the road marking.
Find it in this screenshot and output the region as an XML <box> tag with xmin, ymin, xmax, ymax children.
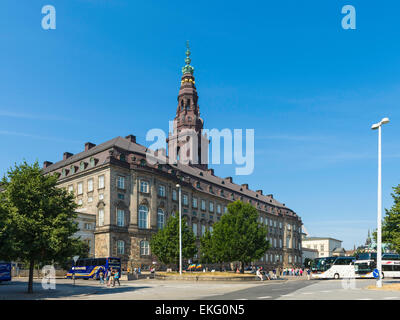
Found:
<box><xmin>356</xmin><ymin>298</ymin><xmax>372</xmax><ymax>300</ymax></box>
<box><xmin>280</xmin><ymin>294</ymin><xmax>293</xmax><ymax>297</ymax></box>
<box><xmin>383</xmin><ymin>297</ymin><xmax>399</xmax><ymax>300</ymax></box>
<box><xmin>320</xmin><ymin>290</ymin><xmax>332</xmax><ymax>293</ymax></box>
<box><xmin>257</xmin><ymin>296</ymin><xmax>272</xmax><ymax>299</ymax></box>
<box><xmin>302</xmin><ymin>292</ymin><xmax>313</xmax><ymax>295</ymax></box>
<box><xmin>235</xmin><ymin>298</ymin><xmax>248</xmax><ymax>300</ymax></box>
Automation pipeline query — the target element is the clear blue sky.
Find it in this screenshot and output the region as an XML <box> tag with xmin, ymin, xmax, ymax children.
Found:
<box><xmin>1</xmin><ymin>0</ymin><xmax>399</xmax><ymax>249</ymax></box>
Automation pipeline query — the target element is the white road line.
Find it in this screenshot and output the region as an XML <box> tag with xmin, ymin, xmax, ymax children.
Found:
<box><xmin>301</xmin><ymin>292</ymin><xmax>313</xmax><ymax>295</ymax></box>
<box><xmin>235</xmin><ymin>298</ymin><xmax>248</xmax><ymax>300</ymax></box>
<box><xmin>383</xmin><ymin>297</ymin><xmax>399</xmax><ymax>300</ymax></box>
<box><xmin>280</xmin><ymin>294</ymin><xmax>293</xmax><ymax>297</ymax></box>
<box><xmin>257</xmin><ymin>296</ymin><xmax>272</xmax><ymax>299</ymax></box>
<box><xmin>356</xmin><ymin>298</ymin><xmax>372</xmax><ymax>300</ymax></box>
<box><xmin>320</xmin><ymin>290</ymin><xmax>332</xmax><ymax>293</ymax></box>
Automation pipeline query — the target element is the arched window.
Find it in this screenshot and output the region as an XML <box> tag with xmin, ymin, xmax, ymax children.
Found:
<box><xmin>117</xmin><ymin>240</ymin><xmax>125</xmax><ymax>254</ymax></box>
<box><xmin>157</xmin><ymin>208</ymin><xmax>165</xmax><ymax>230</ymax></box>
<box><xmin>140</xmin><ymin>240</ymin><xmax>150</xmax><ymax>256</ymax></box>
<box><xmin>138</xmin><ymin>205</ymin><xmax>148</xmax><ymax>229</ymax></box>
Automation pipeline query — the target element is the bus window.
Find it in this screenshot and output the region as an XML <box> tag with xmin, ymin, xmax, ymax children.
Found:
<box><xmin>97</xmin><ymin>258</ymin><xmax>107</xmax><ymax>266</ymax></box>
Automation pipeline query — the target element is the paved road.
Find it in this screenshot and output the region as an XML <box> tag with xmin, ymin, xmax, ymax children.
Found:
<box><xmin>1</xmin><ymin>277</ymin><xmax>400</xmax><ymax>300</ymax></box>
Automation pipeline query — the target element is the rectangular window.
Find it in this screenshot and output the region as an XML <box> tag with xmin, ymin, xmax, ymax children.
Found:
<box><xmin>98</xmin><ymin>209</ymin><xmax>104</xmax><ymax>226</ymax></box>
<box><xmin>68</xmin><ymin>185</ymin><xmax>73</xmax><ymax>193</ymax></box>
<box><xmin>183</xmin><ymin>194</ymin><xmax>188</xmax><ymax>206</ymax></box>
<box><xmin>209</xmin><ymin>202</ymin><xmax>214</xmax><ymax>212</ymax></box>
<box><xmin>99</xmin><ymin>193</ymin><xmax>104</xmax><ymax>200</ymax></box>
<box><xmin>117</xmin><ymin>209</ymin><xmax>124</xmax><ymax>227</ymax></box>
<box><xmin>117</xmin><ymin>176</ymin><xmax>125</xmax><ymax>189</ymax></box>
<box><xmin>217</xmin><ymin>204</ymin><xmax>221</xmax><ymax>214</ymax></box>
<box><xmin>140</xmin><ymin>241</ymin><xmax>149</xmax><ymax>256</ymax></box>
<box><xmin>98</xmin><ymin>175</ymin><xmax>105</xmax><ymax>189</ymax></box>
<box><xmin>192</xmin><ymin>197</ymin><xmax>198</xmax><ymax>208</ymax></box>
<box><xmin>172</xmin><ymin>189</ymin><xmax>177</xmax><ymax>201</ymax></box>
<box><xmin>201</xmin><ymin>199</ymin><xmax>206</xmax><ymax>210</ymax></box>
<box><xmin>87</xmin><ymin>179</ymin><xmax>93</xmax><ymax>192</ymax></box>
<box><xmin>158</xmin><ymin>185</ymin><xmax>165</xmax><ymax>197</ymax></box>
<box><xmin>140</xmin><ymin>180</ymin><xmax>149</xmax><ymax>193</ymax></box>
<box><xmin>77</xmin><ymin>182</ymin><xmax>83</xmax><ymax>195</ymax></box>
<box><xmin>224</xmin><ymin>206</ymin><xmax>227</xmax><ymax>214</ymax></box>
<box><xmin>201</xmin><ymin>225</ymin><xmax>206</xmax><ymax>236</ymax></box>
<box><xmin>279</xmin><ymin>222</ymin><xmax>282</xmax><ymax>229</ymax></box>
<box><xmin>117</xmin><ymin>240</ymin><xmax>125</xmax><ymax>254</ymax></box>
<box><xmin>88</xmin><ymin>196</ymin><xmax>93</xmax><ymax>203</ymax></box>
<box><xmin>192</xmin><ymin>223</ymin><xmax>197</xmax><ymax>236</ymax></box>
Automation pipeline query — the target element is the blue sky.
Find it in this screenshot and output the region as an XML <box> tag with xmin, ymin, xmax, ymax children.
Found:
<box><xmin>1</xmin><ymin>0</ymin><xmax>399</xmax><ymax>249</ymax></box>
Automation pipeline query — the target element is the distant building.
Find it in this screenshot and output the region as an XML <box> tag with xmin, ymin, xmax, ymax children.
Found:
<box><xmin>301</xmin><ymin>247</ymin><xmax>319</xmax><ymax>265</ymax></box>
<box><xmin>302</xmin><ymin>237</ymin><xmax>342</xmax><ymax>258</ymax></box>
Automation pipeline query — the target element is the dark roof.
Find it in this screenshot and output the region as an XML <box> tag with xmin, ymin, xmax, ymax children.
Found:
<box><xmin>43</xmin><ymin>135</ymin><xmax>299</xmax><ymax>216</ymax></box>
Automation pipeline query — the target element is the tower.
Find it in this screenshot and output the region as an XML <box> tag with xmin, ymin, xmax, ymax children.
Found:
<box><xmin>167</xmin><ymin>42</ymin><xmax>209</xmax><ymax>169</ymax></box>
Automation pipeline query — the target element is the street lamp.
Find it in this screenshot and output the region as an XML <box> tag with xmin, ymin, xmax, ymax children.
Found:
<box><xmin>371</xmin><ymin>117</ymin><xmax>390</xmax><ymax>288</ymax></box>
<box><xmin>176</xmin><ymin>183</ymin><xmax>182</xmax><ymax>275</ymax></box>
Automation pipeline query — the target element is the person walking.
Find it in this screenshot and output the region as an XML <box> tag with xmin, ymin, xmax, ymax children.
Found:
<box><xmin>307</xmin><ymin>268</ymin><xmax>311</xmax><ymax>280</ymax></box>
<box><xmin>99</xmin><ymin>268</ymin><xmax>105</xmax><ymax>285</ymax></box>
<box><xmin>114</xmin><ymin>269</ymin><xmax>121</xmax><ymax>286</ymax></box>
<box><xmin>272</xmin><ymin>268</ymin><xmax>277</xmax><ymax>280</ymax></box>
<box><xmin>111</xmin><ymin>268</ymin><xmax>116</xmax><ymax>287</ymax></box>
<box><xmin>106</xmin><ymin>268</ymin><xmax>111</xmax><ymax>287</ymax></box>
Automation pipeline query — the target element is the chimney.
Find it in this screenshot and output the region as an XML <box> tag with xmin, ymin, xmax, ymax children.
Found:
<box><xmin>85</xmin><ymin>142</ymin><xmax>96</xmax><ymax>151</ymax></box>
<box><xmin>241</xmin><ymin>183</ymin><xmax>249</xmax><ymax>190</ymax></box>
<box><xmin>224</xmin><ymin>177</ymin><xmax>233</xmax><ymax>183</ymax></box>
<box><xmin>256</xmin><ymin>189</ymin><xmax>263</xmax><ymax>195</ymax></box>
<box><xmin>267</xmin><ymin>194</ymin><xmax>274</xmax><ymax>199</ymax></box>
<box><xmin>63</xmin><ymin>152</ymin><xmax>73</xmax><ymax>160</ymax></box>
<box><xmin>207</xmin><ymin>169</ymin><xmax>214</xmax><ymax>176</ymax></box>
<box><xmin>43</xmin><ymin>161</ymin><xmax>53</xmax><ymax>168</ymax></box>
<box><xmin>125</xmin><ymin>135</ymin><xmax>136</xmax><ymax>143</ymax></box>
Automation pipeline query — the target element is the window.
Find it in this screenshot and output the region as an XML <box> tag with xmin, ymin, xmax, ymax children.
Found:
<box><xmin>172</xmin><ymin>189</ymin><xmax>177</xmax><ymax>201</ymax></box>
<box><xmin>117</xmin><ymin>240</ymin><xmax>125</xmax><ymax>254</ymax></box>
<box><xmin>68</xmin><ymin>185</ymin><xmax>73</xmax><ymax>193</ymax></box>
<box><xmin>183</xmin><ymin>194</ymin><xmax>188</xmax><ymax>206</ymax></box>
<box><xmin>274</xmin><ymin>221</ymin><xmax>277</xmax><ymax>227</ymax></box>
<box><xmin>201</xmin><ymin>199</ymin><xmax>206</xmax><ymax>210</ymax></box>
<box><xmin>80</xmin><ymin>162</ymin><xmax>85</xmax><ymax>171</ymax></box>
<box><xmin>84</xmin><ymin>223</ymin><xmax>93</xmax><ymax>230</ymax></box>
<box><xmin>70</xmin><ymin>165</ymin><xmax>75</xmax><ymax>174</ymax></box>
<box><xmin>201</xmin><ymin>225</ymin><xmax>206</xmax><ymax>236</ymax></box>
<box><xmin>140</xmin><ymin>240</ymin><xmax>149</xmax><ymax>255</ymax></box>
<box><xmin>260</xmin><ymin>217</ymin><xmax>263</xmax><ymax>224</ymax></box>
<box><xmin>99</xmin><ymin>193</ymin><xmax>104</xmax><ymax>200</ymax></box>
<box><xmin>274</xmin><ymin>238</ymin><xmax>277</xmax><ymax>247</ymax></box>
<box><xmin>117</xmin><ymin>176</ymin><xmax>125</xmax><ymax>189</ymax></box>
<box><xmin>118</xmin><ymin>193</ymin><xmax>124</xmax><ymax>200</ymax></box>
<box><xmin>77</xmin><ymin>182</ymin><xmax>83</xmax><ymax>195</ymax></box>
<box><xmin>209</xmin><ymin>226</ymin><xmax>213</xmax><ymax>233</ymax></box>
<box><xmin>279</xmin><ymin>239</ymin><xmax>282</xmax><ymax>248</ymax></box>
<box><xmin>117</xmin><ymin>209</ymin><xmax>124</xmax><ymax>227</ymax></box>
<box><xmin>87</xmin><ymin>179</ymin><xmax>93</xmax><ymax>192</ymax></box>
<box><xmin>224</xmin><ymin>206</ymin><xmax>227</xmax><ymax>214</ymax></box>
<box><xmin>158</xmin><ymin>185</ymin><xmax>165</xmax><ymax>197</ymax></box>
<box><xmin>98</xmin><ymin>175</ymin><xmax>105</xmax><ymax>189</ymax></box>
<box><xmin>269</xmin><ymin>219</ymin><xmax>273</xmax><ymax>227</ymax></box>
<box><xmin>287</xmin><ymin>237</ymin><xmax>291</xmax><ymax>248</ymax></box>
<box><xmin>192</xmin><ymin>197</ymin><xmax>198</xmax><ymax>208</ymax></box>
<box><xmin>209</xmin><ymin>202</ymin><xmax>214</xmax><ymax>212</ymax></box>
<box><xmin>90</xmin><ymin>157</ymin><xmax>95</xmax><ymax>167</ymax></box>
<box><xmin>98</xmin><ymin>209</ymin><xmax>104</xmax><ymax>226</ymax></box>
<box><xmin>88</xmin><ymin>196</ymin><xmax>93</xmax><ymax>203</ymax></box>
<box><xmin>217</xmin><ymin>205</ymin><xmax>221</xmax><ymax>214</ymax></box>
<box><xmin>139</xmin><ymin>205</ymin><xmax>148</xmax><ymax>229</ymax></box>
<box><xmin>279</xmin><ymin>222</ymin><xmax>282</xmax><ymax>229</ymax></box>
<box><xmin>320</xmin><ymin>245</ymin><xmax>325</xmax><ymax>252</ymax></box>
<box><xmin>192</xmin><ymin>223</ymin><xmax>197</xmax><ymax>236</ymax></box>
<box><xmin>157</xmin><ymin>208</ymin><xmax>165</xmax><ymax>229</ymax></box>
<box><xmin>289</xmin><ymin>255</ymin><xmax>292</xmax><ymax>263</ymax></box>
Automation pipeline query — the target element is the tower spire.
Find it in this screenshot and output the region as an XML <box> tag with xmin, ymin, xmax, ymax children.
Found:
<box><xmin>182</xmin><ymin>40</ymin><xmax>194</xmax><ymax>75</ymax></box>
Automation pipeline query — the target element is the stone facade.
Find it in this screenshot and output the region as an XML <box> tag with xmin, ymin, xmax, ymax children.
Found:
<box><xmin>42</xmin><ymin>46</ymin><xmax>303</xmax><ymax>270</ymax></box>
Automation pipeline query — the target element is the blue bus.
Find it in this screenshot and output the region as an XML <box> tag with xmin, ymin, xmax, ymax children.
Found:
<box><xmin>0</xmin><ymin>262</ymin><xmax>12</xmax><ymax>283</ymax></box>
<box><xmin>66</xmin><ymin>257</ymin><xmax>121</xmax><ymax>280</ymax></box>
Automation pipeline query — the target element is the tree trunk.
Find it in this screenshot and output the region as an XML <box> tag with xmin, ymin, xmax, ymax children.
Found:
<box><xmin>28</xmin><ymin>258</ymin><xmax>34</xmax><ymax>294</ymax></box>
<box><xmin>240</xmin><ymin>261</ymin><xmax>244</xmax><ymax>274</ymax></box>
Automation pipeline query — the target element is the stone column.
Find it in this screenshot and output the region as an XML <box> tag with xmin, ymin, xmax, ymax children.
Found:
<box><xmin>150</xmin><ymin>176</ymin><xmax>157</xmax><ymax>229</ymax></box>
<box><xmin>129</xmin><ymin>172</ymin><xmax>138</xmax><ymax>228</ymax></box>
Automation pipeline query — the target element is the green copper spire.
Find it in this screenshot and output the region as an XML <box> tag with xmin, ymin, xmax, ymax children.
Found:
<box><xmin>182</xmin><ymin>41</ymin><xmax>194</xmax><ymax>75</ymax></box>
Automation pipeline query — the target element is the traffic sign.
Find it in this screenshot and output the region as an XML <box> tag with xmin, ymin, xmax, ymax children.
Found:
<box><xmin>73</xmin><ymin>256</ymin><xmax>79</xmax><ymax>263</ymax></box>
<box><xmin>373</xmin><ymin>269</ymin><xmax>380</xmax><ymax>279</ymax></box>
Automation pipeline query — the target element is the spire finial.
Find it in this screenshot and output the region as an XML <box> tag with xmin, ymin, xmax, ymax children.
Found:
<box><xmin>182</xmin><ymin>41</ymin><xmax>194</xmax><ymax>74</ymax></box>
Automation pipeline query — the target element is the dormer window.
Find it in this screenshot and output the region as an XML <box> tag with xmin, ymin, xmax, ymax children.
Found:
<box><xmin>120</xmin><ymin>154</ymin><xmax>126</xmax><ymax>162</ymax></box>
<box><xmin>89</xmin><ymin>157</ymin><xmax>95</xmax><ymax>167</ymax></box>
<box><xmin>79</xmin><ymin>161</ymin><xmax>85</xmax><ymax>171</ymax></box>
<box><xmin>70</xmin><ymin>165</ymin><xmax>76</xmax><ymax>174</ymax></box>
<box><xmin>61</xmin><ymin>168</ymin><xmax>67</xmax><ymax>177</ymax></box>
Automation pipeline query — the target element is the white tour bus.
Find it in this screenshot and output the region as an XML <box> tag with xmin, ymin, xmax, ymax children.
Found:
<box><xmin>311</xmin><ymin>256</ymin><xmax>356</xmax><ymax>279</ymax></box>
<box><xmin>354</xmin><ymin>253</ymin><xmax>400</xmax><ymax>279</ymax></box>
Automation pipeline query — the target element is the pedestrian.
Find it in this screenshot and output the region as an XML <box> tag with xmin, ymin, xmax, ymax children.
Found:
<box><xmin>106</xmin><ymin>268</ymin><xmax>111</xmax><ymax>287</ymax></box>
<box><xmin>111</xmin><ymin>268</ymin><xmax>116</xmax><ymax>287</ymax></box>
<box><xmin>99</xmin><ymin>268</ymin><xmax>105</xmax><ymax>285</ymax></box>
<box><xmin>272</xmin><ymin>268</ymin><xmax>277</xmax><ymax>279</ymax></box>
<box><xmin>307</xmin><ymin>268</ymin><xmax>311</xmax><ymax>280</ymax></box>
<box><xmin>256</xmin><ymin>267</ymin><xmax>264</xmax><ymax>281</ymax></box>
<box><xmin>114</xmin><ymin>269</ymin><xmax>121</xmax><ymax>286</ymax></box>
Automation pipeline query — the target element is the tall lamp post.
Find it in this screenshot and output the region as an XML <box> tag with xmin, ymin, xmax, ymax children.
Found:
<box><xmin>371</xmin><ymin>117</ymin><xmax>390</xmax><ymax>288</ymax></box>
<box><xmin>176</xmin><ymin>183</ymin><xmax>182</xmax><ymax>275</ymax></box>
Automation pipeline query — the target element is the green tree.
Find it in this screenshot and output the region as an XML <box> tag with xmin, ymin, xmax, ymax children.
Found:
<box><xmin>0</xmin><ymin>161</ymin><xmax>87</xmax><ymax>293</ymax></box>
<box><xmin>150</xmin><ymin>214</ymin><xmax>197</xmax><ymax>270</ymax></box>
<box><xmin>381</xmin><ymin>184</ymin><xmax>400</xmax><ymax>253</ymax></box>
<box><xmin>201</xmin><ymin>200</ymin><xmax>270</xmax><ymax>273</ymax></box>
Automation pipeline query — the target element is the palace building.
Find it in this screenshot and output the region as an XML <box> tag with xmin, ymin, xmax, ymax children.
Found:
<box><xmin>42</xmin><ymin>45</ymin><xmax>303</xmax><ymax>270</ymax></box>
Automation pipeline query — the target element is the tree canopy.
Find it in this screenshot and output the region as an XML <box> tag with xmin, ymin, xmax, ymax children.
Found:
<box><xmin>200</xmin><ymin>200</ymin><xmax>270</xmax><ymax>272</ymax></box>
<box><xmin>0</xmin><ymin>161</ymin><xmax>88</xmax><ymax>293</ymax></box>
<box><xmin>381</xmin><ymin>184</ymin><xmax>400</xmax><ymax>253</ymax></box>
<box><xmin>150</xmin><ymin>214</ymin><xmax>197</xmax><ymax>270</ymax></box>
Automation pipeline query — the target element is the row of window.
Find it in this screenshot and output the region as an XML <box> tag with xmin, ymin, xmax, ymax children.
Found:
<box><xmin>60</xmin><ymin>157</ymin><xmax>97</xmax><ymax>177</ymax></box>
<box><xmin>116</xmin><ymin>240</ymin><xmax>150</xmax><ymax>256</ymax></box>
<box><xmin>68</xmin><ymin>175</ymin><xmax>105</xmax><ymax>195</ymax></box>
